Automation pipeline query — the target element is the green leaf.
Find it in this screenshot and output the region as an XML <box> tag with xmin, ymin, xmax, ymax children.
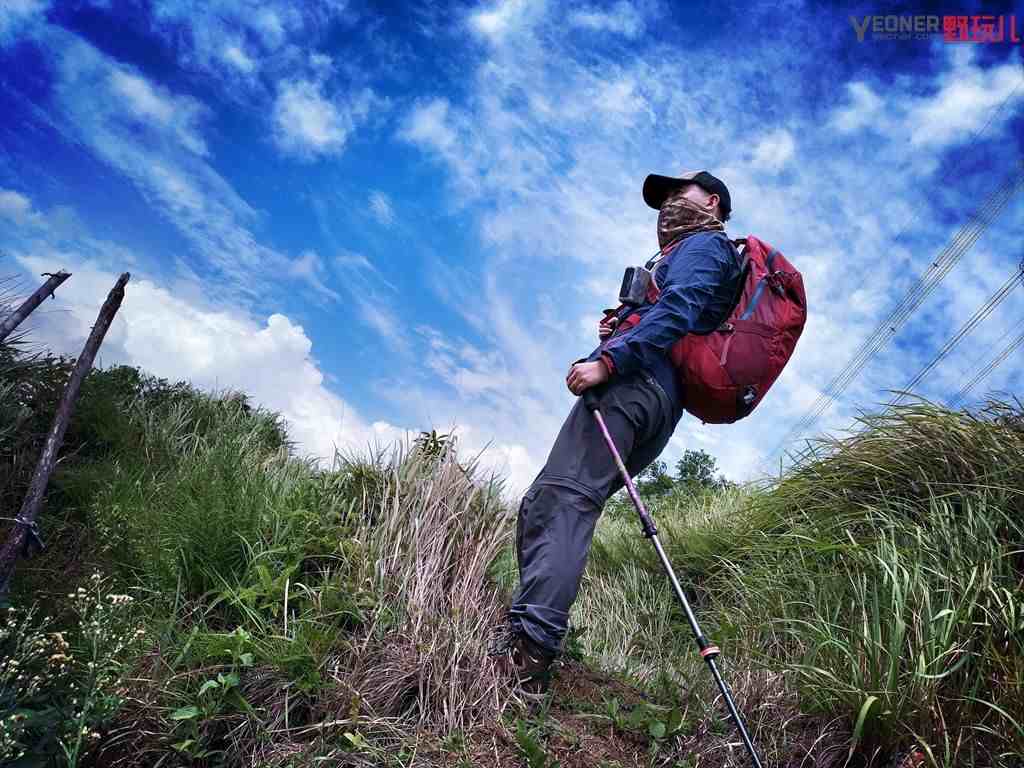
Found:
<box><xmin>665</xmin><ymin>707</ymin><xmax>684</xmax><ymax>734</ymax></box>
<box><xmin>198</xmin><ymin>680</ymin><xmax>220</xmax><ymax>696</ymax></box>
<box><xmin>850</xmin><ymin>695</ymin><xmax>878</xmax><ymax>755</ymax></box>
<box><xmin>648</xmin><ymin>720</ymin><xmax>666</xmax><ymax>739</ymax></box>
<box><xmin>170</xmin><ymin>705</ymin><xmax>200</xmax><ymax>721</ymax></box>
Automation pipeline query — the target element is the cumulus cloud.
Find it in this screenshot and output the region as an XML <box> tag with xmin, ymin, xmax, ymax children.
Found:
<box><xmin>13</xmin><ymin>252</ymin><xmax>400</xmax><ymax>466</ymax></box>
<box><xmin>750</xmin><ymin>128</ymin><xmax>796</xmax><ymax>172</ymax></box>
<box><xmin>468</xmin><ymin>0</ymin><xmax>539</xmax><ymax>44</ymax></box>
<box><xmin>272</xmin><ymin>79</ymin><xmax>374</xmax><ymax>159</ymax></box>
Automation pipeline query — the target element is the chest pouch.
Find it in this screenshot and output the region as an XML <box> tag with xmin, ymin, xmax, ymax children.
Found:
<box><xmin>619</xmin><ymin>265</ymin><xmax>654</xmax><ymax>306</ymax></box>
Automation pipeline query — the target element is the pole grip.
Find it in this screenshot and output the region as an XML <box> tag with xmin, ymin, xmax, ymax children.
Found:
<box><xmin>583</xmin><ymin>389</ymin><xmax>600</xmax><ymax>411</ymax></box>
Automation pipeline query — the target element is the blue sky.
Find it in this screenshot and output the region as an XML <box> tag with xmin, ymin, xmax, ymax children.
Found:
<box><xmin>1</xmin><ymin>0</ymin><xmax>1022</xmax><ymax>497</ymax></box>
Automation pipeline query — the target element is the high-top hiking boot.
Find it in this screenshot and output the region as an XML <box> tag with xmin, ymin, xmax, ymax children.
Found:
<box><xmin>488</xmin><ymin>622</ymin><xmax>556</xmax><ymax>697</ymax></box>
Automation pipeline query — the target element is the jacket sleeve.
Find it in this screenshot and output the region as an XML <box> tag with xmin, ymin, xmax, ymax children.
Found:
<box><xmin>601</xmin><ymin>235</ymin><xmax>732</xmax><ymax>378</ymax></box>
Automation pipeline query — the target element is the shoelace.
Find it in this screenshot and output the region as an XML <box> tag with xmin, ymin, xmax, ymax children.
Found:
<box><xmin>487</xmin><ymin>620</ymin><xmax>516</xmax><ymax>657</ymax></box>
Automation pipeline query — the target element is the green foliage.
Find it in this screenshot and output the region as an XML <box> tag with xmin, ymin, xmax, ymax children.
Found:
<box><xmin>674</xmin><ymin>448</ymin><xmax>732</xmax><ymax>491</ymax></box>
<box><xmin>599</xmin><ymin>697</ymin><xmax>689</xmax><ymax>741</ymax></box>
<box><xmin>631</xmin><ymin>450</ymin><xmax>732</xmax><ymax>501</ymax></box>
<box><xmin>0</xmin><ymin>573</ymin><xmax>145</xmax><ymax>767</ymax></box>
<box><xmin>6</xmin><ymin>316</ymin><xmax>1024</xmax><ymax>768</ymax></box>
<box><xmin>413</xmin><ymin>428</ymin><xmax>456</xmax><ymax>462</ymax></box>
<box><xmin>514</xmin><ymin>718</ymin><xmax>561</xmax><ymax>768</ymax></box>
<box><xmin>165</xmin><ymin>628</ymin><xmax>257</xmax><ymax>762</ymax></box>
<box><xmin>635</xmin><ymin>460</ymin><xmax>675</xmax><ymax>497</ymax></box>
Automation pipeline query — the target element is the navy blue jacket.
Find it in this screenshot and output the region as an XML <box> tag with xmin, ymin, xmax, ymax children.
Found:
<box><xmin>585</xmin><ymin>231</ymin><xmax>744</xmax><ymax>406</ymax></box>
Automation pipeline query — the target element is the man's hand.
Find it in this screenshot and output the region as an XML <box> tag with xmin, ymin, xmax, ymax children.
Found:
<box><xmin>566</xmin><ymin>360</ymin><xmax>609</xmax><ymax>395</ymax></box>
<box><xmin>598</xmin><ymin>314</ymin><xmax>619</xmax><ymax>340</ymax></box>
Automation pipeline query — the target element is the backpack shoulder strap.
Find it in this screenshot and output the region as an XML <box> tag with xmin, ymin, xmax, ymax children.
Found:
<box><xmin>721</xmin><ymin>238</ymin><xmax>751</xmax><ymax>325</ymax></box>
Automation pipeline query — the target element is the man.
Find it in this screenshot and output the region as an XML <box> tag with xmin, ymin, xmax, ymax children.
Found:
<box><xmin>490</xmin><ymin>170</ymin><xmax>744</xmax><ymax>697</ymax></box>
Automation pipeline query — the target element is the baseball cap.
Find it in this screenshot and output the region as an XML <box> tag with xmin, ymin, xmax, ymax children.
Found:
<box><xmin>643</xmin><ymin>170</ymin><xmax>732</xmax><ymax>221</ymax></box>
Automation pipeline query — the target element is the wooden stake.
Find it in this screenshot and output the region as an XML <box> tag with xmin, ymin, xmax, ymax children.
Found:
<box><xmin>0</xmin><ymin>272</ymin><xmax>129</xmax><ymax>596</ymax></box>
<box><xmin>0</xmin><ymin>270</ymin><xmax>72</xmax><ymax>343</ymax></box>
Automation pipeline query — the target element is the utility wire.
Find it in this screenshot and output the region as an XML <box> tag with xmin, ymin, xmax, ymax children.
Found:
<box><xmin>885</xmin><ymin>260</ymin><xmax>1024</xmax><ymax>408</ymax></box>
<box><xmin>948</xmin><ymin>316</ymin><xmax>1024</xmax><ymax>408</ymax></box>
<box><xmin>758</xmin><ymin>83</ymin><xmax>1023</xmax><ymax>476</ymax></box>
<box><xmin>764</xmin><ymin>161</ymin><xmax>1024</xmax><ymax>470</ymax></box>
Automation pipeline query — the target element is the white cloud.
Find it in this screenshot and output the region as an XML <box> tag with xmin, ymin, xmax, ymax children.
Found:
<box><xmin>398</xmin><ymin>3</ymin><xmax>1024</xmax><ymax>492</ymax></box>
<box><xmin>46</xmin><ymin>35</ymin><xmax>314</xmax><ymax>301</ymax></box>
<box><xmin>468</xmin><ymin>0</ymin><xmax>539</xmax><ymax>44</ymax></box>
<box><xmin>254</xmin><ymin>7</ymin><xmax>288</xmax><ymax>49</ymax></box>
<box><xmin>289</xmin><ymin>250</ymin><xmax>341</xmax><ymax>301</ymax></box>
<box><xmin>568</xmin><ymin>1</ymin><xmax>644</xmax><ymax>37</ymax></box>
<box><xmin>750</xmin><ymin>128</ymin><xmax>796</xmax><ymax>173</ymax></box>
<box><xmin>109</xmin><ymin>70</ymin><xmax>209</xmax><ymax>156</ymax></box>
<box><xmin>399</xmin><ymin>98</ymin><xmax>458</xmax><ymax>152</ymax></box>
<box><xmin>368</xmin><ymin>191</ymin><xmax>395</xmax><ymax>226</ymax></box>
<box><xmin>827</xmin><ymin>47</ymin><xmax>1022</xmax><ymax>152</ymax></box>
<box><xmin>0</xmin><ymin>0</ymin><xmax>48</xmax><ymax>44</ymax></box>
<box><xmin>906</xmin><ymin>51</ymin><xmax>1023</xmax><ymax>148</ymax></box>
<box><xmin>829</xmin><ymin>81</ymin><xmax>884</xmax><ymax>133</ymax></box>
<box><xmin>222</xmin><ymin>42</ymin><xmax>256</xmax><ymax>74</ymax></box>
<box><xmin>13</xmin><ymin>253</ymin><xmax>399</xmax><ymax>467</ymax></box>
<box><xmin>272</xmin><ymin>79</ymin><xmax>374</xmax><ymax>159</ymax></box>
<box><xmin>0</xmin><ymin>189</ymin><xmax>39</xmax><ymax>225</ymax></box>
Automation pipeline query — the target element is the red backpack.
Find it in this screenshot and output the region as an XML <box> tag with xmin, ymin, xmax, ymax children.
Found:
<box><xmin>677</xmin><ymin>235</ymin><xmax>806</xmax><ymax>423</ymax></box>
<box><xmin>613</xmin><ymin>235</ymin><xmax>806</xmax><ymax>424</ymax></box>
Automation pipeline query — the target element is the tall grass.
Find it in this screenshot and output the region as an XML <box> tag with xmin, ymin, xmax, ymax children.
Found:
<box><xmin>569</xmin><ymin>396</ymin><xmax>1024</xmax><ymax>766</ymax></box>
<box><xmin>327</xmin><ymin>440</ymin><xmax>515</xmax><ymax>730</ymax></box>
<box><xmin>7</xmin><ymin>343</ymin><xmax>1024</xmax><ymax>766</ymax></box>
<box><xmin>47</xmin><ymin>383</ymin><xmax>523</xmax><ymax>764</ymax></box>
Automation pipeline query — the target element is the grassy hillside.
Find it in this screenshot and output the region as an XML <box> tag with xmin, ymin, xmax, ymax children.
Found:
<box><xmin>1</xmin><ymin>338</ymin><xmax>1022</xmax><ymax>767</ymax></box>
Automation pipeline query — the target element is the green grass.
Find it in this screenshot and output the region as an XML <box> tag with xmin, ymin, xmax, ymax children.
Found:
<box><xmin>2</xmin><ymin>339</ymin><xmax>1023</xmax><ymax>767</ymax></box>
<box><xmin>568</xmin><ymin>396</ymin><xmax>1024</xmax><ymax>766</ymax></box>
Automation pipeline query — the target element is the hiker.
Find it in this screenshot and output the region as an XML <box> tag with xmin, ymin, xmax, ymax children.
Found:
<box><xmin>491</xmin><ymin>170</ymin><xmax>746</xmax><ymax>696</ymax></box>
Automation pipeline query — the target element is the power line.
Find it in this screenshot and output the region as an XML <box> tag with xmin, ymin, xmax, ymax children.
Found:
<box><xmin>885</xmin><ymin>261</ymin><xmax>1024</xmax><ymax>408</ymax></box>
<box><xmin>764</xmin><ymin>161</ymin><xmax>1024</xmax><ymax>470</ymax></box>
<box><xmin>758</xmin><ymin>82</ymin><xmax>1024</xmax><ymax>475</ymax></box>
<box><xmin>948</xmin><ymin>317</ymin><xmax>1024</xmax><ymax>409</ymax></box>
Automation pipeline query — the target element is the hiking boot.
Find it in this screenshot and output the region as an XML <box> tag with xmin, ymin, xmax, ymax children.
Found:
<box><xmin>488</xmin><ymin>622</ymin><xmax>557</xmax><ymax>697</ymax></box>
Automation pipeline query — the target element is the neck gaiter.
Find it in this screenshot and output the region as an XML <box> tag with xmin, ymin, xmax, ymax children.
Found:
<box><xmin>657</xmin><ymin>191</ymin><xmax>725</xmax><ymax>250</ymax></box>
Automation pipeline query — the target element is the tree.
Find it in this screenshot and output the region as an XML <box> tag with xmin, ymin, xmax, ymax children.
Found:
<box><xmin>674</xmin><ymin>449</ymin><xmax>731</xmax><ymax>491</ymax></box>
<box><xmin>635</xmin><ymin>459</ymin><xmax>675</xmax><ymax>497</ymax></box>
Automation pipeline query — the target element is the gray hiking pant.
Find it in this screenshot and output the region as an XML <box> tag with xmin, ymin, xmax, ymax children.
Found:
<box><xmin>509</xmin><ymin>370</ymin><xmax>685</xmax><ymax>656</ymax></box>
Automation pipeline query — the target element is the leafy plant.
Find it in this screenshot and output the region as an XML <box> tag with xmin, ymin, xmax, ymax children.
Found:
<box><xmin>514</xmin><ymin>718</ymin><xmax>561</xmax><ymax>768</ymax></box>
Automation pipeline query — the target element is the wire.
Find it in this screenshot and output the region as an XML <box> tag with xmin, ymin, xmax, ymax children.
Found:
<box><xmin>948</xmin><ymin>316</ymin><xmax>1024</xmax><ymax>409</ymax></box>
<box><xmin>764</xmin><ymin>161</ymin><xmax>1024</xmax><ymax>470</ymax></box>
<box><xmin>885</xmin><ymin>263</ymin><xmax>1024</xmax><ymax>408</ymax></box>
<box><xmin>757</xmin><ymin>81</ymin><xmax>1024</xmax><ymax>475</ymax></box>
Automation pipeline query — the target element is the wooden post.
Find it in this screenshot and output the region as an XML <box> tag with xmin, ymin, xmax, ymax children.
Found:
<box><xmin>0</xmin><ymin>272</ymin><xmax>129</xmax><ymax>596</ymax></box>
<box><xmin>0</xmin><ymin>270</ymin><xmax>72</xmax><ymax>343</ymax></box>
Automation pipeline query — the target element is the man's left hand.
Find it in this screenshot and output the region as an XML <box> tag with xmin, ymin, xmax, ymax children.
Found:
<box><xmin>566</xmin><ymin>360</ymin><xmax>609</xmax><ymax>395</ymax></box>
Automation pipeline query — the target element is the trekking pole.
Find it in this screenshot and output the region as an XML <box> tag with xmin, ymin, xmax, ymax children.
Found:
<box><xmin>582</xmin><ymin>388</ymin><xmax>765</xmax><ymax>768</ymax></box>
